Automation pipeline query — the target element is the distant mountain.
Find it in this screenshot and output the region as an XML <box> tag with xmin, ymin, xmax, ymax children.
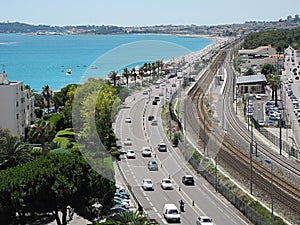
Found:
<box><xmin>0</xmin><ymin>22</ymin><xmax>124</xmax><ymax>34</ymax></box>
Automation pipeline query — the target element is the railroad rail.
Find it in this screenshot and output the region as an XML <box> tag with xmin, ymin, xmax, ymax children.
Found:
<box><xmin>185</xmin><ymin>43</ymin><xmax>300</xmax><ymax>222</ymax></box>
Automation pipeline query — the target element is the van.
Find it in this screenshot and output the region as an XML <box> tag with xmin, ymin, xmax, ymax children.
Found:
<box><xmin>163</xmin><ymin>203</ymin><xmax>180</xmax><ymax>222</ymax></box>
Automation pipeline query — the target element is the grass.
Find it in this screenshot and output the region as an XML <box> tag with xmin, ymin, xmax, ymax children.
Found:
<box><xmin>53</xmin><ymin>128</ymin><xmax>77</xmax><ymax>149</ymax></box>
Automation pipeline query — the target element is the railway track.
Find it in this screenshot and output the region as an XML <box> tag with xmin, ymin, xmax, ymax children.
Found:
<box><xmin>185</xmin><ymin>43</ymin><xmax>300</xmax><ymax>222</ymax></box>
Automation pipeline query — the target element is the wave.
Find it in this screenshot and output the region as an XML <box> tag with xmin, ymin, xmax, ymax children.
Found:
<box><xmin>0</xmin><ymin>42</ymin><xmax>17</xmax><ymax>45</ymax></box>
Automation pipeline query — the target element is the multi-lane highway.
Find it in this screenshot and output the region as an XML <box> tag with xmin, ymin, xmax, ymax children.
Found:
<box><xmin>114</xmin><ymin>79</ymin><xmax>250</xmax><ymax>224</ymax></box>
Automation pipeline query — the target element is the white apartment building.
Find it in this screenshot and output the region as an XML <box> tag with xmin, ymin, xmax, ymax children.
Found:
<box><xmin>0</xmin><ymin>72</ymin><xmax>35</xmax><ymax>138</ymax></box>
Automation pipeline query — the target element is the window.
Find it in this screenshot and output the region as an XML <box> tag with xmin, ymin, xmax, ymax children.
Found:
<box><xmin>16</xmin><ymin>114</ymin><xmax>19</xmax><ymax>119</ymax></box>
<box><xmin>16</xmin><ymin>101</ymin><xmax>19</xmax><ymax>107</ymax></box>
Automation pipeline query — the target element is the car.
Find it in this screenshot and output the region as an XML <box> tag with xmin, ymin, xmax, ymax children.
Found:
<box><xmin>142</xmin><ymin>179</ymin><xmax>153</xmax><ymax>190</ymax></box>
<box><xmin>151</xmin><ymin>120</ymin><xmax>158</xmax><ymax>126</ymax></box>
<box><xmin>255</xmin><ymin>94</ymin><xmax>262</xmax><ymax>100</ymax></box>
<box><xmin>294</xmin><ymin>108</ymin><xmax>300</xmax><ymax>115</ymax></box>
<box><xmin>147</xmin><ymin>160</ymin><xmax>158</xmax><ymax>171</ymax></box>
<box><xmin>126</xmin><ymin>149</ymin><xmax>136</xmax><ymax>159</ymax></box>
<box><xmin>148</xmin><ymin>115</ymin><xmax>155</xmax><ymax>121</ymax></box>
<box><xmin>161</xmin><ymin>178</ymin><xmax>173</xmax><ymax>190</ymax></box>
<box><xmin>152</xmin><ymin>100</ymin><xmax>158</xmax><ymax>105</ymax></box>
<box><xmin>159</xmin><ymin>92</ymin><xmax>164</xmax><ymax>96</ymax></box>
<box><xmin>142</xmin><ymin>147</ymin><xmax>151</xmax><ymax>157</ymax></box>
<box><xmin>142</xmin><ymin>90</ymin><xmax>149</xmax><ymax>95</ymax></box>
<box><xmin>124</xmin><ymin>138</ymin><xmax>132</xmax><ymax>146</ymax></box>
<box><xmin>124</xmin><ymin>116</ymin><xmax>132</xmax><ymax>123</ymax></box>
<box><xmin>113</xmin><ymin>197</ymin><xmax>130</xmax><ymax>208</ymax></box>
<box><xmin>196</xmin><ymin>216</ymin><xmax>213</xmax><ymax>225</ymax></box>
<box><xmin>288</xmin><ymin>78</ymin><xmax>293</xmax><ymax>83</ymax></box>
<box><xmin>163</xmin><ymin>203</ymin><xmax>180</xmax><ymax>222</ymax></box>
<box><xmin>267</xmin><ymin>120</ymin><xmax>275</xmax><ymax>126</ymax></box>
<box><xmin>172</xmin><ymin>83</ymin><xmax>176</xmax><ymax>87</ymax></box>
<box><xmin>158</xmin><ymin>142</ymin><xmax>167</xmax><ymax>151</ymax></box>
<box><xmin>258</xmin><ymin>120</ymin><xmax>265</xmax><ymax>126</ymax></box>
<box><xmin>114</xmin><ymin>192</ymin><xmax>130</xmax><ymax>200</ymax></box>
<box><xmin>182</xmin><ymin>175</ymin><xmax>194</xmax><ymax>185</ymax></box>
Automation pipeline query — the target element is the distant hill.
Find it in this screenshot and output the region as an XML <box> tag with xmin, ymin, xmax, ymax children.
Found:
<box><xmin>0</xmin><ymin>22</ymin><xmax>124</xmax><ymax>34</ymax></box>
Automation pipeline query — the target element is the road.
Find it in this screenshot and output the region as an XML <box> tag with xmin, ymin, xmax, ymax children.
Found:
<box><xmin>114</xmin><ymin>79</ymin><xmax>250</xmax><ymax>224</ymax></box>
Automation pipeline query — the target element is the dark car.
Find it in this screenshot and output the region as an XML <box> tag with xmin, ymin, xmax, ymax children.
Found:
<box><xmin>148</xmin><ymin>160</ymin><xmax>158</xmax><ymax>171</ymax></box>
<box><xmin>182</xmin><ymin>175</ymin><xmax>194</xmax><ymax>185</ymax></box>
<box><xmin>152</xmin><ymin>100</ymin><xmax>158</xmax><ymax>105</ymax></box>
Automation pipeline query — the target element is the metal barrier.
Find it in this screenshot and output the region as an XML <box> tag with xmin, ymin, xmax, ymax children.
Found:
<box><xmin>177</xmin><ymin>140</ymin><xmax>272</xmax><ymax>225</ymax></box>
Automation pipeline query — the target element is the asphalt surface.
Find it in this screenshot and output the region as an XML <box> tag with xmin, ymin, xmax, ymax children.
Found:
<box><xmin>114</xmin><ymin>79</ymin><xmax>250</xmax><ymax>225</ymax></box>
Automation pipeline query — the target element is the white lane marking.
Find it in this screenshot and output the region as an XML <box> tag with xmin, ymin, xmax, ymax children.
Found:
<box><xmin>149</xmin><ymin>201</ymin><xmax>153</xmax><ymax>207</ymax></box>
<box><xmin>153</xmin><ymin>207</ymin><xmax>158</xmax><ymax>212</ymax></box>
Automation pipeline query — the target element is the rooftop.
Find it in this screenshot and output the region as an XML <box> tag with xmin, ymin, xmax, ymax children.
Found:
<box><xmin>236</xmin><ymin>74</ymin><xmax>267</xmax><ymax>84</ymax></box>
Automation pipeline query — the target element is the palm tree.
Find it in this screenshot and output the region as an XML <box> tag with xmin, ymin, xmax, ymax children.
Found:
<box><xmin>42</xmin><ymin>84</ymin><xmax>52</xmax><ymax>113</ymax></box>
<box><xmin>0</xmin><ymin>136</ymin><xmax>33</xmax><ymax>169</ymax></box>
<box><xmin>27</xmin><ymin>119</ymin><xmax>56</xmax><ymax>147</ymax></box>
<box><xmin>115</xmin><ymin>211</ymin><xmax>158</xmax><ymax>225</ymax></box>
<box><xmin>139</xmin><ymin>68</ymin><xmax>144</xmax><ymax>86</ymax></box>
<box><xmin>131</xmin><ymin>68</ymin><xmax>137</xmax><ymax>86</ymax></box>
<box><xmin>109</xmin><ymin>70</ymin><xmax>119</xmax><ymax>86</ymax></box>
<box><xmin>267</xmin><ymin>74</ymin><xmax>281</xmax><ymax>106</ymax></box>
<box><xmin>122</xmin><ymin>67</ymin><xmax>130</xmax><ymax>87</ymax></box>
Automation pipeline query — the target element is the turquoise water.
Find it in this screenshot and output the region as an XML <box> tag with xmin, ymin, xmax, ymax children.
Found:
<box><xmin>0</xmin><ymin>34</ymin><xmax>212</xmax><ymax>91</ymax></box>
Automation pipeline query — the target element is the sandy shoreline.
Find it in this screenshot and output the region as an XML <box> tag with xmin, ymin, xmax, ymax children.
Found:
<box><xmin>166</xmin><ymin>35</ymin><xmax>232</xmax><ymax>65</ymax></box>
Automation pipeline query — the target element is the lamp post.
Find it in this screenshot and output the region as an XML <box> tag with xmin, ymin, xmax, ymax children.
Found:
<box><xmin>250</xmin><ymin>115</ymin><xmax>253</xmax><ymax>195</ymax></box>
<box><xmin>264</xmin><ymin>159</ymin><xmax>274</xmax><ymax>225</ymax></box>
<box><xmin>181</xmin><ymin>109</ymin><xmax>187</xmax><ymax>147</ymax></box>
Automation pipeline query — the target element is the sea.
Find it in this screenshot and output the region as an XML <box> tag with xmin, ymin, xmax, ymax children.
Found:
<box><xmin>0</xmin><ymin>34</ymin><xmax>212</xmax><ymax>92</ymax></box>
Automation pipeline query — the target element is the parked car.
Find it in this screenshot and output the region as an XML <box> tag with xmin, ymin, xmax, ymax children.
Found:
<box><xmin>142</xmin><ymin>179</ymin><xmax>153</xmax><ymax>190</ymax></box>
<box><xmin>148</xmin><ymin>160</ymin><xmax>158</xmax><ymax>171</ymax></box>
<box><xmin>267</xmin><ymin>120</ymin><xmax>275</xmax><ymax>126</ymax></box>
<box><xmin>196</xmin><ymin>216</ymin><xmax>213</xmax><ymax>225</ymax></box>
<box><xmin>161</xmin><ymin>178</ymin><xmax>173</xmax><ymax>190</ymax></box>
<box><xmin>182</xmin><ymin>175</ymin><xmax>194</xmax><ymax>185</ymax></box>
<box><xmin>126</xmin><ymin>149</ymin><xmax>136</xmax><ymax>159</ymax></box>
<box><xmin>142</xmin><ymin>147</ymin><xmax>151</xmax><ymax>157</ymax></box>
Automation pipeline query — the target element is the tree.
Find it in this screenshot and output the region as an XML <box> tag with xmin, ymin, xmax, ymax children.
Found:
<box><xmin>109</xmin><ymin>71</ymin><xmax>119</xmax><ymax>86</ymax></box>
<box><xmin>106</xmin><ymin>211</ymin><xmax>159</xmax><ymax>225</ymax></box>
<box><xmin>27</xmin><ymin>119</ymin><xmax>56</xmax><ymax>147</ymax></box>
<box><xmin>0</xmin><ymin>135</ymin><xmax>33</xmax><ymax>170</ymax></box>
<box><xmin>122</xmin><ymin>68</ymin><xmax>130</xmax><ymax>87</ymax></box>
<box><xmin>0</xmin><ymin>153</ymin><xmax>115</xmax><ymax>225</ymax></box>
<box><xmin>131</xmin><ymin>68</ymin><xmax>137</xmax><ymax>86</ymax></box>
<box><xmin>267</xmin><ymin>74</ymin><xmax>281</xmax><ymax>105</ymax></box>
<box><xmin>261</xmin><ymin>63</ymin><xmax>275</xmax><ymax>76</ymax></box>
<box><xmin>42</xmin><ymin>84</ymin><xmax>52</xmax><ymax>113</ymax></box>
<box><xmin>244</xmin><ymin>68</ymin><xmax>255</xmax><ymax>75</ymax></box>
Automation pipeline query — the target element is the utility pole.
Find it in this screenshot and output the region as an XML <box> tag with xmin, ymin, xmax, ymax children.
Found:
<box><xmin>250</xmin><ymin>115</ymin><xmax>253</xmax><ymax>195</ymax></box>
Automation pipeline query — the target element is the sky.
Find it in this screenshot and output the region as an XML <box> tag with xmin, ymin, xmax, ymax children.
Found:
<box><xmin>1</xmin><ymin>0</ymin><xmax>299</xmax><ymax>26</ymax></box>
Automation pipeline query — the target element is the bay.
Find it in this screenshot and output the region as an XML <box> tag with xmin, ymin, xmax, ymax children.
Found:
<box><xmin>0</xmin><ymin>34</ymin><xmax>212</xmax><ymax>92</ymax></box>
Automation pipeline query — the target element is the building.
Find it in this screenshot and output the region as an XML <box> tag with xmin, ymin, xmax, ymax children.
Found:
<box><xmin>238</xmin><ymin>45</ymin><xmax>282</xmax><ymax>74</ymax></box>
<box><xmin>0</xmin><ymin>72</ymin><xmax>35</xmax><ymax>138</ymax></box>
<box><xmin>236</xmin><ymin>74</ymin><xmax>267</xmax><ymax>95</ymax></box>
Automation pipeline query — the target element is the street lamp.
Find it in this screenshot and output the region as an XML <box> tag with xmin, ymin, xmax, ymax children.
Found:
<box><xmin>264</xmin><ymin>159</ymin><xmax>274</xmax><ymax>225</ymax></box>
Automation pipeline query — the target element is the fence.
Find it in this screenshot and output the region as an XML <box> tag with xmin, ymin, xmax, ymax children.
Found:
<box><xmin>177</xmin><ymin>140</ymin><xmax>272</xmax><ymax>225</ymax></box>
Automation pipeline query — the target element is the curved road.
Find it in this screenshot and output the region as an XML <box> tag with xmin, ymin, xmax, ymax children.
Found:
<box><xmin>114</xmin><ymin>80</ymin><xmax>250</xmax><ymax>224</ymax></box>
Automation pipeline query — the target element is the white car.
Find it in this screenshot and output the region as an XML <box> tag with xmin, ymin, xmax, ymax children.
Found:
<box><xmin>196</xmin><ymin>216</ymin><xmax>213</xmax><ymax>225</ymax></box>
<box><xmin>161</xmin><ymin>178</ymin><xmax>173</xmax><ymax>190</ymax></box>
<box><xmin>126</xmin><ymin>149</ymin><xmax>136</xmax><ymax>159</ymax></box>
<box><xmin>124</xmin><ymin>138</ymin><xmax>132</xmax><ymax>146</ymax></box>
<box><xmin>125</xmin><ymin>116</ymin><xmax>132</xmax><ymax>123</ymax></box>
<box><xmin>142</xmin><ymin>179</ymin><xmax>153</xmax><ymax>190</ymax></box>
<box><xmin>142</xmin><ymin>147</ymin><xmax>151</xmax><ymax>157</ymax></box>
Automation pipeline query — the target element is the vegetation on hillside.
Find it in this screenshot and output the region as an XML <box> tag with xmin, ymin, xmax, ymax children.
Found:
<box><xmin>242</xmin><ymin>28</ymin><xmax>300</xmax><ymax>51</ymax></box>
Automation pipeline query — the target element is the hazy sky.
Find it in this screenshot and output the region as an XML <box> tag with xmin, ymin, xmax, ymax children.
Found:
<box><xmin>1</xmin><ymin>0</ymin><xmax>299</xmax><ymax>26</ymax></box>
